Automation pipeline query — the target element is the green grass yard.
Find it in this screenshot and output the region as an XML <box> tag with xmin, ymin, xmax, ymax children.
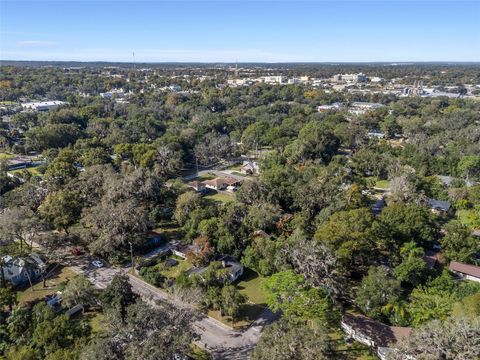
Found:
<box><xmin>0</xmin><ymin>152</ymin><xmax>14</xmax><ymax>160</ymax></box>
<box><xmin>153</xmin><ymin>222</ymin><xmax>183</xmax><ymax>242</ymax></box>
<box><xmin>16</xmin><ymin>266</ymin><xmax>76</xmax><ymax>304</ymax></box>
<box><xmin>236</xmin><ymin>269</ymin><xmax>267</xmax><ymax>305</ymax></box>
<box><xmin>208</xmin><ymin>269</ymin><xmax>269</xmax><ymax>329</ymax></box>
<box><xmin>195</xmin><ymin>174</ymin><xmax>216</xmax><ymax>182</ymax></box>
<box><xmin>160</xmin><ymin>257</ymin><xmax>193</xmax><ymax>279</ymax></box>
<box><xmin>203</xmin><ymin>192</ymin><xmax>235</xmax><ymax>204</ymax></box>
<box><xmin>374</xmin><ymin>179</ymin><xmax>390</xmax><ymax>189</ymax></box>
<box><xmin>9</xmin><ymin>167</ymin><xmax>43</xmax><ymax>177</ymax></box>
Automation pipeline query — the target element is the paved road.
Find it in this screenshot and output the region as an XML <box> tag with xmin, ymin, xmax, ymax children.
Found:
<box><xmin>57</xmin><ymin>249</ymin><xmax>277</xmax><ymax>360</ymax></box>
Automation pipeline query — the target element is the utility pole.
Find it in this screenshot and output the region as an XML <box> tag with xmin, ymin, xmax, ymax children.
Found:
<box><xmin>129</xmin><ymin>241</ymin><xmax>135</xmax><ymax>273</ymax></box>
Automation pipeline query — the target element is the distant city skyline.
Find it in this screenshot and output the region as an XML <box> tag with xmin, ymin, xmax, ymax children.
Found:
<box><xmin>1</xmin><ymin>0</ymin><xmax>479</xmax><ymax>62</ymax></box>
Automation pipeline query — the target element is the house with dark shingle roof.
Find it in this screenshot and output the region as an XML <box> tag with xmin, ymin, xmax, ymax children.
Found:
<box><xmin>426</xmin><ymin>199</ymin><xmax>451</xmax><ymax>217</ymax></box>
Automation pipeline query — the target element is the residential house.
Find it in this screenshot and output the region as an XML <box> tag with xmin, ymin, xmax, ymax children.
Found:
<box><xmin>187</xmin><ymin>181</ymin><xmax>206</xmax><ymax>193</ymax></box>
<box><xmin>187</xmin><ymin>255</ymin><xmax>244</xmax><ymax>283</ymax></box>
<box><xmin>169</xmin><ymin>241</ymin><xmax>193</xmax><ymax>259</ymax></box>
<box><xmin>203</xmin><ymin>178</ymin><xmax>228</xmax><ymax>191</ymax></box>
<box><xmin>203</xmin><ymin>177</ymin><xmax>241</xmax><ymax>191</ymax></box>
<box><xmin>449</xmin><ymin>261</ymin><xmax>480</xmax><ymax>283</ymax></box>
<box><xmin>427</xmin><ymin>199</ymin><xmax>451</xmax><ymax>217</ymax></box>
<box><xmin>1</xmin><ymin>253</ymin><xmax>46</xmax><ymax>287</ymax></box>
<box><xmin>317</xmin><ymin>102</ymin><xmax>345</xmax><ymax>112</ymax></box>
<box><xmin>219</xmin><ymin>255</ymin><xmax>244</xmax><ymax>282</ymax></box>
<box><xmin>341</xmin><ymin>314</ymin><xmax>412</xmax><ymax>360</ymax></box>
<box><xmin>240</xmin><ymin>161</ymin><xmax>260</xmax><ymax>175</ymax></box>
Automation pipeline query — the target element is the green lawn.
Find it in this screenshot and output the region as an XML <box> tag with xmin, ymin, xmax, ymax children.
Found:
<box><xmin>236</xmin><ymin>269</ymin><xmax>267</xmax><ymax>305</ymax></box>
<box><xmin>0</xmin><ymin>152</ymin><xmax>14</xmax><ymax>160</ymax></box>
<box><xmin>204</xmin><ymin>192</ymin><xmax>235</xmax><ymax>204</ymax></box>
<box><xmin>374</xmin><ymin>179</ymin><xmax>390</xmax><ymax>189</ymax></box>
<box><xmin>160</xmin><ymin>257</ymin><xmax>193</xmax><ymax>279</ymax></box>
<box><xmin>208</xmin><ymin>269</ymin><xmax>269</xmax><ymax>329</ymax></box>
<box><xmin>225</xmin><ymin>164</ymin><xmax>242</xmax><ymax>171</ymax></box>
<box><xmin>16</xmin><ymin>266</ymin><xmax>76</xmax><ymax>304</ymax></box>
<box><xmin>208</xmin><ymin>303</ymin><xmax>265</xmax><ymax>330</ymax></box>
<box><xmin>9</xmin><ymin>167</ymin><xmax>43</xmax><ymax>177</ymax></box>
<box><xmin>153</xmin><ymin>222</ymin><xmax>183</xmax><ymax>242</ymax></box>
<box><xmin>195</xmin><ymin>174</ymin><xmax>216</xmax><ymax>182</ymax></box>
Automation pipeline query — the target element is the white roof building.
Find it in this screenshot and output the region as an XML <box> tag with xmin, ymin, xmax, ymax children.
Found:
<box><xmin>21</xmin><ymin>101</ymin><xmax>67</xmax><ymax>112</ymax></box>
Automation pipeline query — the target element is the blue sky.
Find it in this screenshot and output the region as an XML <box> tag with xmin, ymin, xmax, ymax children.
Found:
<box><xmin>1</xmin><ymin>1</ymin><xmax>479</xmax><ymax>62</ymax></box>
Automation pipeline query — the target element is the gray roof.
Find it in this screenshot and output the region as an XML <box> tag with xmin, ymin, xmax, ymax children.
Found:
<box><xmin>427</xmin><ymin>199</ymin><xmax>451</xmax><ymax>212</ymax></box>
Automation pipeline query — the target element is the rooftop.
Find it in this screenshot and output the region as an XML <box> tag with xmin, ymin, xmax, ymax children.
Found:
<box><xmin>343</xmin><ymin>314</ymin><xmax>411</xmax><ymax>348</ymax></box>
<box><xmin>449</xmin><ymin>261</ymin><xmax>480</xmax><ymax>278</ymax></box>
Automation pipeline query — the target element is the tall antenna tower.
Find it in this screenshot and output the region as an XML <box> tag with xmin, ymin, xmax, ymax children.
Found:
<box><xmin>234</xmin><ymin>60</ymin><xmax>239</xmax><ymax>78</ymax></box>
<box><xmin>132</xmin><ymin>51</ymin><xmax>136</xmax><ymax>71</ymax></box>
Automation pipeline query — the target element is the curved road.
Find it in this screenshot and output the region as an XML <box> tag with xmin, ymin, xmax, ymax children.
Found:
<box><xmin>61</xmin><ymin>252</ymin><xmax>278</xmax><ymax>360</ymax></box>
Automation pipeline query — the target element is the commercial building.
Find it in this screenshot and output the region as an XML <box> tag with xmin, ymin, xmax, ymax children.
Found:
<box><xmin>21</xmin><ymin>101</ymin><xmax>67</xmax><ymax>112</ymax></box>
<box><xmin>332</xmin><ymin>73</ymin><xmax>367</xmax><ymax>83</ymax></box>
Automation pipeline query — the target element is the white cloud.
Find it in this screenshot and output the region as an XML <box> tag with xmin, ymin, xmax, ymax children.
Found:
<box><xmin>16</xmin><ymin>40</ymin><xmax>59</xmax><ymax>47</ymax></box>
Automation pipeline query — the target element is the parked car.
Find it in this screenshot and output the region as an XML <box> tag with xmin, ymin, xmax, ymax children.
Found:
<box><xmin>91</xmin><ymin>260</ymin><xmax>104</xmax><ymax>268</ymax></box>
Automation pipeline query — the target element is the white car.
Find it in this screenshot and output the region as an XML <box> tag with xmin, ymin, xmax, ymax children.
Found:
<box><xmin>91</xmin><ymin>260</ymin><xmax>104</xmax><ymax>268</ymax></box>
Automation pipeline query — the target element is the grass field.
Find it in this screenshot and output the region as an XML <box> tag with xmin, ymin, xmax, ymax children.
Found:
<box><xmin>374</xmin><ymin>179</ymin><xmax>390</xmax><ymax>189</ymax></box>
<box><xmin>208</xmin><ymin>269</ymin><xmax>269</xmax><ymax>329</ymax></box>
<box><xmin>236</xmin><ymin>269</ymin><xmax>267</xmax><ymax>305</ymax></box>
<box><xmin>161</xmin><ymin>257</ymin><xmax>193</xmax><ymax>279</ymax></box>
<box><xmin>153</xmin><ymin>222</ymin><xmax>183</xmax><ymax>242</ymax></box>
<box><xmin>195</xmin><ymin>174</ymin><xmax>216</xmax><ymax>182</ymax></box>
<box><xmin>204</xmin><ymin>192</ymin><xmax>235</xmax><ymax>204</ymax></box>
<box><xmin>9</xmin><ymin>167</ymin><xmax>43</xmax><ymax>177</ymax></box>
<box><xmin>0</xmin><ymin>152</ymin><xmax>14</xmax><ymax>160</ymax></box>
<box><xmin>208</xmin><ymin>302</ymin><xmax>265</xmax><ymax>329</ymax></box>
<box><xmin>16</xmin><ymin>266</ymin><xmax>76</xmax><ymax>304</ymax></box>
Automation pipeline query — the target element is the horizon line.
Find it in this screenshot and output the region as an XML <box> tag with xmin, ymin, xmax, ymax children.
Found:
<box><xmin>2</xmin><ymin>59</ymin><xmax>480</xmax><ymax>65</ymax></box>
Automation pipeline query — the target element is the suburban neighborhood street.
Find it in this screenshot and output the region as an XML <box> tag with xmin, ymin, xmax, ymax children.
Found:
<box><xmin>53</xmin><ymin>248</ymin><xmax>276</xmax><ymax>360</ymax></box>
